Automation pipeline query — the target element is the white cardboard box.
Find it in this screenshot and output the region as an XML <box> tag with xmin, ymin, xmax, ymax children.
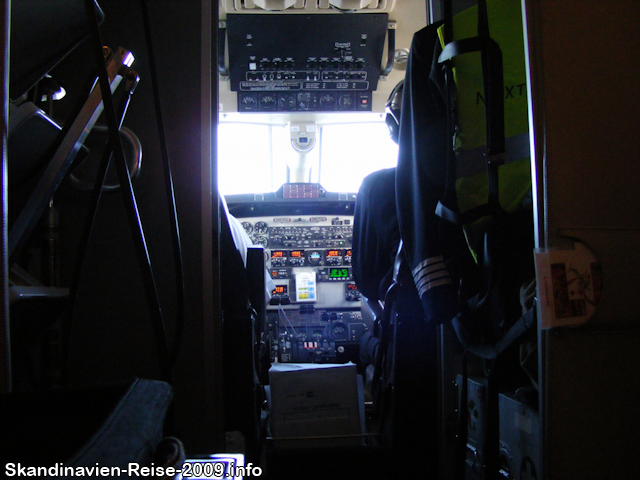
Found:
<box><xmin>268</xmin><ymin>362</ymin><xmax>364</xmax><ymax>448</ymax></box>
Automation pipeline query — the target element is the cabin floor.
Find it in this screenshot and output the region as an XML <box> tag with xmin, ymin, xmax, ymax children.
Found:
<box><xmin>253</xmin><ymin>393</ymin><xmax>438</xmax><ymax>480</ymax></box>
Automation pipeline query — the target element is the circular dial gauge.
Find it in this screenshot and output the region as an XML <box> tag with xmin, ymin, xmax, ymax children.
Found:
<box><xmin>241</xmin><ymin>222</ymin><xmax>253</xmax><ymax>235</ymax></box>
<box><xmin>339</xmin><ymin>94</ymin><xmax>353</xmax><ymax>109</ymax></box>
<box><xmin>241</xmin><ymin>95</ymin><xmax>257</xmax><ymax>108</ymax></box>
<box><xmin>253</xmin><ymin>235</ymin><xmax>268</xmax><ymax>248</ymax></box>
<box><xmin>254</xmin><ymin>221</ymin><xmax>268</xmax><ymax>234</ymax></box>
<box><xmin>278</xmin><ymin>93</ymin><xmax>296</xmax><ymax>110</ymax></box>
<box><xmin>320</xmin><ymin>93</ymin><xmax>336</xmax><ymax>109</ymax></box>
<box><xmin>307</xmin><ymin>250</ymin><xmax>323</xmax><ymax>265</ymax></box>
<box><xmin>260</xmin><ymin>94</ymin><xmax>277</xmax><ymax>110</ymax></box>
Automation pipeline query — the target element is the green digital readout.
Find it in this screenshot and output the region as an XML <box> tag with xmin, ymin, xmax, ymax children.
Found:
<box><xmin>329</xmin><ymin>268</ymin><xmax>349</xmax><ymax>279</ymax></box>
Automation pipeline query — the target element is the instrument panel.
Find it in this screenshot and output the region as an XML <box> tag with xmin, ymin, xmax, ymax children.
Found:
<box><xmin>239</xmin><ymin>214</ymin><xmax>359</xmax><ymax>309</ymax></box>
<box><xmin>237</xmin><ymin>212</ymin><xmax>367</xmax><ymax>365</ymax></box>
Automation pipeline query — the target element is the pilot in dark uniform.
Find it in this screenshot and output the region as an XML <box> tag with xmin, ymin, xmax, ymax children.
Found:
<box><xmin>352</xmin><ymin>82</ymin><xmax>404</xmax><ymax>368</ymax></box>
<box><xmin>352</xmin><ymin>166</ymin><xmax>400</xmax><ymax>305</ymax></box>
<box><xmin>352</xmin><ymin>79</ymin><xmax>403</xmax><ymax>305</ymax></box>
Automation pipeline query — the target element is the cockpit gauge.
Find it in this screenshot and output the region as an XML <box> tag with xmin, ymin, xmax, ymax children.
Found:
<box><xmin>338</xmin><ymin>93</ymin><xmax>354</xmax><ymax>109</ymax></box>
<box><xmin>278</xmin><ymin>93</ymin><xmax>296</xmax><ymax>110</ymax></box>
<box><xmin>253</xmin><ymin>235</ymin><xmax>268</xmax><ymax>248</ymax></box>
<box><xmin>325</xmin><ymin>249</ymin><xmax>343</xmax><ymax>266</ymax></box>
<box><xmin>254</xmin><ymin>221</ymin><xmax>268</xmax><ymax>234</ymax></box>
<box><xmin>240</xmin><ymin>95</ymin><xmax>258</xmax><ymax>110</ymax></box>
<box><xmin>330</xmin><ymin>322</ymin><xmax>348</xmax><ymax>340</ymax></box>
<box><xmin>271</xmin><ymin>250</ymin><xmax>288</xmax><ymax>267</ymax></box>
<box><xmin>307</xmin><ymin>250</ymin><xmax>323</xmax><ymax>266</ymax></box>
<box><xmin>345</xmin><ymin>283</ymin><xmax>360</xmax><ymax>301</ymax></box>
<box><xmin>241</xmin><ymin>222</ymin><xmax>253</xmax><ymax>235</ymax></box>
<box><xmin>260</xmin><ymin>93</ymin><xmax>277</xmax><ymax>110</ymax></box>
<box><xmin>288</xmin><ymin>250</ymin><xmax>305</xmax><ymax>266</ymax></box>
<box><xmin>297</xmin><ymin>92</ymin><xmax>316</xmax><ymax>111</ymax></box>
<box><xmin>319</xmin><ymin>93</ymin><xmax>336</xmax><ymax>110</ymax></box>
<box><xmin>344</xmin><ymin>248</ymin><xmax>352</xmax><ymax>265</ymax></box>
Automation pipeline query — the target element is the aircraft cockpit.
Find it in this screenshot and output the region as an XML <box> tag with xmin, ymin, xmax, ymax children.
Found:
<box><xmin>221</xmin><ymin>122</ymin><xmax>398</xmax><ymax>366</ymax></box>
<box><xmin>216</xmin><ymin>0</ymin><xmax>422</xmax><ymax>371</ymax></box>
<box><xmin>5</xmin><ymin>1</ymin><xmax>639</xmax><ymax>479</ymax></box>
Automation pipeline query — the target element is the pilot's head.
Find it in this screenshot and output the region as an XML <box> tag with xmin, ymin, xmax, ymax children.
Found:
<box><xmin>385</xmin><ymin>79</ymin><xmax>404</xmax><ymax>145</ymax></box>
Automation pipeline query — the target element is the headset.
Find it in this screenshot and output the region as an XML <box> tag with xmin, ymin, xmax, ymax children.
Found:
<box><xmin>385</xmin><ymin>79</ymin><xmax>404</xmax><ymax>144</ymax></box>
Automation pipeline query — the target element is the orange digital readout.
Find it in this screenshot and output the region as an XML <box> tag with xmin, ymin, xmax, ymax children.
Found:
<box><xmin>290</xmin><ymin>250</ymin><xmax>303</xmax><ymax>258</ymax></box>
<box><xmin>326</xmin><ymin>250</ymin><xmax>341</xmax><ymax>257</ymax></box>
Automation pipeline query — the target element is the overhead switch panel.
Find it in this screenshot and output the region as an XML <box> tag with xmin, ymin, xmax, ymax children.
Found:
<box><xmin>225</xmin><ymin>13</ymin><xmax>389</xmax><ymax>112</ymax></box>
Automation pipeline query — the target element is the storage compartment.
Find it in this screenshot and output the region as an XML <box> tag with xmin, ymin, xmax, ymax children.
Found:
<box><xmin>267</xmin><ymin>362</ymin><xmax>364</xmax><ymax>448</ymax></box>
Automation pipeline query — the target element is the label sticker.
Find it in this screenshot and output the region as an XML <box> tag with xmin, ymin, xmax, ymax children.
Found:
<box><xmin>295</xmin><ymin>271</ymin><xmax>317</xmax><ymax>302</ymax></box>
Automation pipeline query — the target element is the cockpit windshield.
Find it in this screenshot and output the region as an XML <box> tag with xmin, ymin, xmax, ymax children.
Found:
<box><xmin>217</xmin><ymin>120</ymin><xmax>398</xmax><ymax>195</ymax></box>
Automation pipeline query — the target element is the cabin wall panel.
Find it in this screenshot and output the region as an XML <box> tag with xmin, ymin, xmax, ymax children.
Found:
<box><xmin>524</xmin><ymin>1</ymin><xmax>640</xmax><ymax>478</ymax></box>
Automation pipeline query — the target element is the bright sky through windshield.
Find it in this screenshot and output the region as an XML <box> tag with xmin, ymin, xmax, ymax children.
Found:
<box><xmin>217</xmin><ymin>121</ymin><xmax>398</xmax><ymax>195</ymax></box>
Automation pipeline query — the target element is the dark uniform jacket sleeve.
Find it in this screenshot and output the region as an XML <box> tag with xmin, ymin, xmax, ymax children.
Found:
<box><xmin>396</xmin><ymin>22</ymin><xmax>458</xmax><ymax>324</ymax></box>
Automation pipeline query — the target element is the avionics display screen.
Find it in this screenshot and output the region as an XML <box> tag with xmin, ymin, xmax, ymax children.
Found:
<box><xmin>329</xmin><ymin>268</ymin><xmax>350</xmax><ymax>279</ymax></box>
<box><xmin>271</xmin><ymin>250</ymin><xmax>287</xmax><ymax>258</ymax></box>
<box><xmin>290</xmin><ymin>250</ymin><xmax>304</xmax><ymax>258</ymax></box>
<box><xmin>272</xmin><ymin>285</ymin><xmax>288</xmax><ymax>296</ymax></box>
<box><xmin>326</xmin><ymin>250</ymin><xmax>342</xmax><ymax>258</ymax></box>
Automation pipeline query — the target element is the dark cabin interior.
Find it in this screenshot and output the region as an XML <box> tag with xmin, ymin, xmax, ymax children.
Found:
<box><xmin>2</xmin><ymin>1</ymin><xmax>640</xmax><ymax>479</ymax></box>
